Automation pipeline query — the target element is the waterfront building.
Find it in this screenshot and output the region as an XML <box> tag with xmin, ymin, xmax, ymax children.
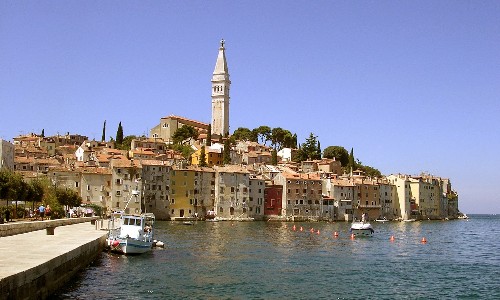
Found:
<box><xmin>211</xmin><ymin>39</ymin><xmax>231</xmax><ymax>136</ymax></box>
<box><xmin>248</xmin><ymin>175</ymin><xmax>265</xmax><ymax>219</ymax></box>
<box><xmin>110</xmin><ymin>159</ymin><xmax>142</xmax><ymax>214</ymax></box>
<box><xmin>408</xmin><ymin>175</ymin><xmax>441</xmax><ymax>219</ymax></box>
<box><xmin>323</xmin><ymin>178</ymin><xmax>355</xmax><ymax>221</ymax></box>
<box><xmin>214</xmin><ymin>165</ymin><xmax>250</xmax><ymax>219</ymax></box>
<box><xmin>0</xmin><ymin>139</ymin><xmax>15</xmax><ymax>171</ymax></box>
<box><xmin>264</xmin><ymin>184</ymin><xmax>283</xmax><ymax>217</ymax></box>
<box><xmin>378</xmin><ymin>179</ymin><xmax>398</xmax><ymax>220</ymax></box>
<box><xmin>353</xmin><ymin>176</ymin><xmax>381</xmax><ymax>221</ymax></box>
<box><xmin>79</xmin><ymin>167</ymin><xmax>112</xmax><ymax>209</ymax></box>
<box><xmin>141</xmin><ymin>160</ymin><xmax>172</xmax><ymax>220</ymax></box>
<box><xmin>387</xmin><ymin>174</ymin><xmax>412</xmax><ymax>220</ymax></box>
<box><xmin>274</xmin><ymin>171</ymin><xmax>323</xmax><ymax>220</ymax></box>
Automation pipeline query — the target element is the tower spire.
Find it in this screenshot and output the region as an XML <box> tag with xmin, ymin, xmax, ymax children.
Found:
<box><xmin>211</xmin><ymin>39</ymin><xmax>231</xmax><ymax>136</ymax></box>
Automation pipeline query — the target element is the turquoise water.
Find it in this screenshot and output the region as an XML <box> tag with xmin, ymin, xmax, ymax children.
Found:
<box><xmin>55</xmin><ymin>215</ymin><xmax>500</xmax><ymax>299</ymax></box>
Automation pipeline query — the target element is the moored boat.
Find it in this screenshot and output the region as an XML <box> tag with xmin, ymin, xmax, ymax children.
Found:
<box><xmin>107</xmin><ymin>213</ymin><xmax>156</xmax><ymax>255</ymax></box>
<box><xmin>350</xmin><ymin>221</ymin><xmax>374</xmax><ymax>236</ymax></box>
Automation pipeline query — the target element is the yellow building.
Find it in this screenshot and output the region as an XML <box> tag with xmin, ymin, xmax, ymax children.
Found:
<box><xmin>191</xmin><ymin>143</ymin><xmax>223</xmax><ymax>167</ymax></box>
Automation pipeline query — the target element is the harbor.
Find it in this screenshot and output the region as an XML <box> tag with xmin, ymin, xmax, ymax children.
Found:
<box><xmin>0</xmin><ymin>219</ymin><xmax>107</xmax><ymax>300</ymax></box>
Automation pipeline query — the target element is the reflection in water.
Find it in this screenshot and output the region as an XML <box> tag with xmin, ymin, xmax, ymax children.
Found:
<box><xmin>55</xmin><ymin>216</ymin><xmax>500</xmax><ymax>299</ymax></box>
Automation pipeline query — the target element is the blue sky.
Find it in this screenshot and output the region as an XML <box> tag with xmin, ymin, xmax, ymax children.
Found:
<box><xmin>1</xmin><ymin>1</ymin><xmax>499</xmax><ymax>213</ymax></box>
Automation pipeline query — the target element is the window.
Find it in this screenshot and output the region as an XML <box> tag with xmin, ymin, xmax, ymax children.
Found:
<box><xmin>86</xmin><ymin>185</ymin><xmax>90</xmax><ymax>191</ymax></box>
<box><xmin>75</xmin><ymin>181</ymin><xmax>79</xmax><ymax>188</ymax></box>
<box><xmin>171</xmin><ymin>199</ymin><xmax>175</xmax><ymax>204</ymax></box>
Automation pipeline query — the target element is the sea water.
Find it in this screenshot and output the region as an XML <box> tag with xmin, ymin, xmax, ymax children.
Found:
<box><xmin>55</xmin><ymin>215</ymin><xmax>500</xmax><ymax>299</ymax></box>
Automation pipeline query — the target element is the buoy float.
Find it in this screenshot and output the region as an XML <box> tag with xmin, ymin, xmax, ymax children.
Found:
<box><xmin>334</xmin><ymin>231</ymin><xmax>339</xmax><ymax>237</ymax></box>
<box><xmin>316</xmin><ymin>230</ymin><xmax>320</xmax><ymax>235</ymax></box>
<box><xmin>300</xmin><ymin>226</ymin><xmax>303</xmax><ymax>231</ymax></box>
<box><xmin>310</xmin><ymin>228</ymin><xmax>314</xmax><ymax>233</ymax></box>
<box><xmin>292</xmin><ymin>225</ymin><xmax>296</xmax><ymax>231</ymax></box>
<box><xmin>421</xmin><ymin>237</ymin><xmax>427</xmax><ymax>243</ymax></box>
<box><xmin>390</xmin><ymin>235</ymin><xmax>395</xmax><ymax>241</ymax></box>
<box><xmin>350</xmin><ymin>233</ymin><xmax>355</xmax><ymax>239</ymax></box>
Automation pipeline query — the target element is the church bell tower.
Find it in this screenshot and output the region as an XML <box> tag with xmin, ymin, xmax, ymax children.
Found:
<box><xmin>211</xmin><ymin>39</ymin><xmax>231</xmax><ymax>136</ymax></box>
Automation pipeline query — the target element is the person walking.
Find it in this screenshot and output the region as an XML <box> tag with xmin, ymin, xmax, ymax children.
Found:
<box><xmin>38</xmin><ymin>204</ymin><xmax>46</xmax><ymax>221</ymax></box>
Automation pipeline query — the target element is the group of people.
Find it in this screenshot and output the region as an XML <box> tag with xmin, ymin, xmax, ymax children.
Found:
<box><xmin>28</xmin><ymin>204</ymin><xmax>52</xmax><ymax>220</ymax></box>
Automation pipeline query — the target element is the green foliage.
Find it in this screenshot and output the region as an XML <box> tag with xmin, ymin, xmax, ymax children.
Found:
<box><xmin>171</xmin><ymin>144</ymin><xmax>195</xmax><ymax>160</ymax></box>
<box><xmin>56</xmin><ymin>188</ymin><xmax>82</xmax><ymax>207</ymax></box>
<box><xmin>271</xmin><ymin>149</ymin><xmax>278</xmax><ymax>165</ymax></box>
<box><xmin>223</xmin><ymin>138</ymin><xmax>231</xmax><ymax>165</ymax></box>
<box><xmin>206</xmin><ymin>124</ymin><xmax>212</xmax><ymax>146</ymax></box>
<box><xmin>232</xmin><ymin>127</ymin><xmax>256</xmax><ymax>142</ymax></box>
<box><xmin>102</xmin><ymin>120</ymin><xmax>106</xmax><ymax>142</ymax></box>
<box><xmin>41</xmin><ymin>129</ymin><xmax>45</xmax><ymax>138</ymax></box>
<box><xmin>199</xmin><ymin>146</ymin><xmax>207</xmax><ymax>167</ymax></box>
<box><xmin>172</xmin><ymin>125</ymin><xmax>199</xmax><ymax>145</ymax></box>
<box><xmin>116</xmin><ymin>122</ymin><xmax>124</xmax><ymax>146</ymax></box>
<box><xmin>118</xmin><ymin>135</ymin><xmax>137</xmax><ymax>151</ymax></box>
<box><xmin>294</xmin><ymin>133</ymin><xmax>321</xmax><ymax>162</ymax></box>
<box><xmin>323</xmin><ymin>146</ymin><xmax>349</xmax><ymax>166</ymax></box>
<box><xmin>356</xmin><ymin>164</ymin><xmax>382</xmax><ymax>178</ymax></box>
<box><xmin>348</xmin><ymin>148</ymin><xmax>355</xmax><ymax>172</ymax></box>
<box><xmin>253</xmin><ymin>126</ymin><xmax>271</xmax><ymax>145</ymax></box>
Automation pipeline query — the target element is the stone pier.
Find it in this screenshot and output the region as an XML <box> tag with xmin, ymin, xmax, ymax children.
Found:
<box><xmin>0</xmin><ymin>220</ymin><xmax>107</xmax><ymax>300</ymax></box>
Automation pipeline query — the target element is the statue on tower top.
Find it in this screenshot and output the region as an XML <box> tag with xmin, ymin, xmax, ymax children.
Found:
<box><xmin>220</xmin><ymin>38</ymin><xmax>225</xmax><ymax>49</ymax></box>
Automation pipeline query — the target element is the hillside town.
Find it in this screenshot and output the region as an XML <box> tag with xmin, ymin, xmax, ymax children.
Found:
<box><xmin>0</xmin><ymin>40</ymin><xmax>459</xmax><ymax>222</ymax></box>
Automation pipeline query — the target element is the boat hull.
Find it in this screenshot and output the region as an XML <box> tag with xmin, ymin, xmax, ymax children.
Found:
<box><xmin>108</xmin><ymin>237</ymin><xmax>152</xmax><ymax>254</ymax></box>
<box><xmin>350</xmin><ymin>222</ymin><xmax>374</xmax><ymax>236</ymax></box>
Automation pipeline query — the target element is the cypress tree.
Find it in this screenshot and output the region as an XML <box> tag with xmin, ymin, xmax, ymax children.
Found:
<box><xmin>271</xmin><ymin>149</ymin><xmax>278</xmax><ymax>165</ymax></box>
<box><xmin>41</xmin><ymin>129</ymin><xmax>45</xmax><ymax>138</ymax></box>
<box><xmin>206</xmin><ymin>124</ymin><xmax>212</xmax><ymax>146</ymax></box>
<box><xmin>199</xmin><ymin>146</ymin><xmax>207</xmax><ymax>167</ymax></box>
<box><xmin>116</xmin><ymin>122</ymin><xmax>124</xmax><ymax>147</ymax></box>
<box><xmin>223</xmin><ymin>138</ymin><xmax>231</xmax><ymax>165</ymax></box>
<box><xmin>102</xmin><ymin>120</ymin><xmax>106</xmax><ymax>142</ymax></box>
<box><xmin>349</xmin><ymin>147</ymin><xmax>355</xmax><ymax>173</ymax></box>
<box><xmin>316</xmin><ymin>141</ymin><xmax>321</xmax><ymax>159</ymax></box>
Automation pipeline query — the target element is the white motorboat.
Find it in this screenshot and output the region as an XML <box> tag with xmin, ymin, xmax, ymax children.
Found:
<box><xmin>107</xmin><ymin>213</ymin><xmax>156</xmax><ymax>255</ymax></box>
<box><xmin>350</xmin><ymin>221</ymin><xmax>374</xmax><ymax>236</ymax></box>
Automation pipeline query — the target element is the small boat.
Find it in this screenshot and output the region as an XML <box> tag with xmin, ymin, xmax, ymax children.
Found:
<box><xmin>458</xmin><ymin>213</ymin><xmax>469</xmax><ymax>220</ymax></box>
<box><xmin>350</xmin><ymin>221</ymin><xmax>374</xmax><ymax>236</ymax></box>
<box><xmin>182</xmin><ymin>221</ymin><xmax>195</xmax><ymax>225</ymax></box>
<box><xmin>375</xmin><ymin>217</ymin><xmax>389</xmax><ymax>222</ymax></box>
<box><xmin>205</xmin><ymin>210</ymin><xmax>216</xmax><ymax>220</ymax></box>
<box><xmin>403</xmin><ymin>219</ymin><xmax>417</xmax><ymax>222</ymax></box>
<box><xmin>107</xmin><ymin>213</ymin><xmax>156</xmax><ymax>255</ymax></box>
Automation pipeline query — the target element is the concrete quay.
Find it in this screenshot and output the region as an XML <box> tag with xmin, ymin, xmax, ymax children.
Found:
<box><xmin>0</xmin><ymin>220</ymin><xmax>108</xmax><ymax>300</ymax></box>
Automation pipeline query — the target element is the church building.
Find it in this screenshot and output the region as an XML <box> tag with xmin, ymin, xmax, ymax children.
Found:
<box><xmin>150</xmin><ymin>40</ymin><xmax>231</xmax><ymax>142</ymax></box>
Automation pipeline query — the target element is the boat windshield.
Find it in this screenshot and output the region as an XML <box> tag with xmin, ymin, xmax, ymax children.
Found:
<box><xmin>124</xmin><ymin>217</ymin><xmax>142</xmax><ymax>226</ymax></box>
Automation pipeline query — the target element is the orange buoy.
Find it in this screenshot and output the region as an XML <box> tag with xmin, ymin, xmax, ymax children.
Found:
<box><xmin>421</xmin><ymin>237</ymin><xmax>427</xmax><ymax>243</ymax></box>
<box><xmin>390</xmin><ymin>235</ymin><xmax>395</xmax><ymax>241</ymax></box>
<box><xmin>310</xmin><ymin>228</ymin><xmax>314</xmax><ymax>233</ymax></box>
<box><xmin>316</xmin><ymin>230</ymin><xmax>320</xmax><ymax>235</ymax></box>
<box><xmin>350</xmin><ymin>233</ymin><xmax>355</xmax><ymax>239</ymax></box>
<box><xmin>300</xmin><ymin>226</ymin><xmax>303</xmax><ymax>231</ymax></box>
<box><xmin>334</xmin><ymin>231</ymin><xmax>339</xmax><ymax>237</ymax></box>
<box><xmin>292</xmin><ymin>225</ymin><xmax>296</xmax><ymax>231</ymax></box>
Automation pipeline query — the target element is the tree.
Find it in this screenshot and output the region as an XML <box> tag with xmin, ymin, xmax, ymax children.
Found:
<box><xmin>199</xmin><ymin>146</ymin><xmax>207</xmax><ymax>167</ymax></box>
<box><xmin>348</xmin><ymin>148</ymin><xmax>355</xmax><ymax>173</ymax></box>
<box><xmin>56</xmin><ymin>188</ymin><xmax>82</xmax><ymax>208</ymax></box>
<box><xmin>323</xmin><ymin>146</ymin><xmax>349</xmax><ymax>166</ymax></box>
<box><xmin>253</xmin><ymin>126</ymin><xmax>271</xmax><ymax>145</ymax></box>
<box><xmin>172</xmin><ymin>125</ymin><xmax>198</xmax><ymax>145</ymax></box>
<box><xmin>116</xmin><ymin>122</ymin><xmax>124</xmax><ymax>146</ymax></box>
<box><xmin>41</xmin><ymin>129</ymin><xmax>45</xmax><ymax>138</ymax></box>
<box><xmin>232</xmin><ymin>127</ymin><xmax>255</xmax><ymax>142</ymax></box>
<box><xmin>271</xmin><ymin>149</ymin><xmax>278</xmax><ymax>165</ymax></box>
<box><xmin>206</xmin><ymin>124</ymin><xmax>212</xmax><ymax>146</ymax></box>
<box><xmin>316</xmin><ymin>141</ymin><xmax>322</xmax><ymax>159</ymax></box>
<box><xmin>120</xmin><ymin>135</ymin><xmax>137</xmax><ymax>151</ymax></box>
<box><xmin>223</xmin><ymin>137</ymin><xmax>231</xmax><ymax>165</ymax></box>
<box><xmin>101</xmin><ymin>120</ymin><xmax>106</xmax><ymax>142</ymax></box>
